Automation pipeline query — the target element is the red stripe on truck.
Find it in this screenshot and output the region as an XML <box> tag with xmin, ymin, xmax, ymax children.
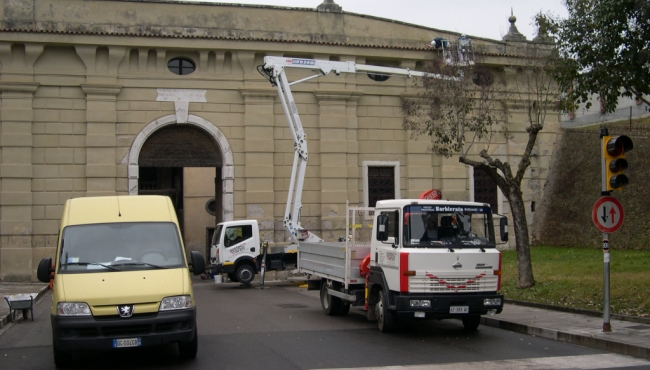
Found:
<box><xmin>400</xmin><ymin>252</ymin><xmax>409</xmax><ymax>292</ymax></box>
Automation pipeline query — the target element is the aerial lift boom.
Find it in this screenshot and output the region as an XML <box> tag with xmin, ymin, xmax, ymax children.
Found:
<box><xmin>260</xmin><ymin>57</ymin><xmax>454</xmax><ymax>245</ymax></box>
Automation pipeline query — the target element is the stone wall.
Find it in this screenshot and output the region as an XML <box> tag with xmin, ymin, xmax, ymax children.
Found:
<box><xmin>533</xmin><ymin>119</ymin><xmax>650</xmax><ymax>249</ymax></box>
<box><xmin>0</xmin><ymin>0</ymin><xmax>561</xmax><ymax>281</ymax></box>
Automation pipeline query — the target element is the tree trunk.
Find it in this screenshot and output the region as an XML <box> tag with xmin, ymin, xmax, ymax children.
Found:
<box><xmin>507</xmin><ymin>183</ymin><xmax>535</xmax><ymax>288</ymax></box>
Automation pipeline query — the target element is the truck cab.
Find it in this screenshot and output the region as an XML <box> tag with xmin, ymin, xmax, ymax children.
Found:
<box><xmin>210</xmin><ymin>220</ymin><xmax>260</xmax><ymax>285</ymax></box>
<box><xmin>368</xmin><ymin>199</ymin><xmax>506</xmax><ymax>332</ymax></box>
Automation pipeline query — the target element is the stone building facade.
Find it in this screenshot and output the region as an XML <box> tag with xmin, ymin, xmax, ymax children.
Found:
<box><xmin>0</xmin><ymin>0</ymin><xmax>559</xmax><ymax>282</ymax></box>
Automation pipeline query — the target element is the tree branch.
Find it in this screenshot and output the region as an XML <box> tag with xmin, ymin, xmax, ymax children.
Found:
<box><xmin>515</xmin><ymin>123</ymin><xmax>543</xmax><ymax>183</ymax></box>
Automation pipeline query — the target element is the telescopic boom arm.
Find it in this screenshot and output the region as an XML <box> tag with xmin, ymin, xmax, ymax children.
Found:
<box><xmin>261</xmin><ymin>56</ymin><xmax>453</xmax><ymax>245</ymax></box>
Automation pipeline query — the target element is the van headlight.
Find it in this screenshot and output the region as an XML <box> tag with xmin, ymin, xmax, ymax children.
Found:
<box><xmin>57</xmin><ymin>302</ymin><xmax>91</xmax><ymax>316</ymax></box>
<box><xmin>159</xmin><ymin>295</ymin><xmax>193</xmax><ymax>311</ymax></box>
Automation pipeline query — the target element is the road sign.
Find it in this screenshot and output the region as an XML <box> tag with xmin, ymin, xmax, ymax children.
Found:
<box><xmin>592</xmin><ymin>196</ymin><xmax>624</xmax><ymax>233</ymax></box>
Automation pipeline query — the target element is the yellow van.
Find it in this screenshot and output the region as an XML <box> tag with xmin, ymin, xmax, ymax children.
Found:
<box><xmin>37</xmin><ymin>195</ymin><xmax>206</xmax><ymax>367</ymax></box>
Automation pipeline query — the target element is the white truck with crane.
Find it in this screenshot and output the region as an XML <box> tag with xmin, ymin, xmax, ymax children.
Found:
<box><xmin>209</xmin><ymin>57</ymin><xmax>507</xmax><ymax>332</ymax></box>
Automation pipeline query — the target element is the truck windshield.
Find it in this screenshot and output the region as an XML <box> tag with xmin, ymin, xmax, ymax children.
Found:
<box><xmin>403</xmin><ymin>205</ymin><xmax>495</xmax><ymax>248</ymax></box>
<box><xmin>58</xmin><ymin>222</ymin><xmax>185</xmax><ymax>273</ymax></box>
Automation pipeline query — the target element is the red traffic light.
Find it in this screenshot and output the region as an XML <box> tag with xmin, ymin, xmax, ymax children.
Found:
<box><xmin>605</xmin><ymin>135</ymin><xmax>633</xmax><ymax>157</ymax></box>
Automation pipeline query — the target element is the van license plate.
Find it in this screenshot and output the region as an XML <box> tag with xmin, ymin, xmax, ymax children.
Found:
<box><xmin>450</xmin><ymin>306</ymin><xmax>469</xmax><ymax>314</ymax></box>
<box><xmin>113</xmin><ymin>338</ymin><xmax>141</xmax><ymax>348</ymax></box>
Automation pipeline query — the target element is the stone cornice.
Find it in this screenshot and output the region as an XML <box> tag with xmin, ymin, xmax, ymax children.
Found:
<box><xmin>313</xmin><ymin>89</ymin><xmax>363</xmax><ymax>103</ymax></box>
<box><xmin>0</xmin><ymin>81</ymin><xmax>39</xmax><ymax>94</ymax></box>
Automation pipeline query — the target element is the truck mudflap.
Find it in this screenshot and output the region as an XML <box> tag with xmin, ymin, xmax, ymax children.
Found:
<box><xmin>393</xmin><ymin>292</ymin><xmax>503</xmax><ymax>318</ymax></box>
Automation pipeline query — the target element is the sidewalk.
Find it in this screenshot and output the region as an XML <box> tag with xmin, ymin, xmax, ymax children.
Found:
<box><xmin>1</xmin><ymin>281</ymin><xmax>649</xmax><ymax>360</ymax></box>
<box><xmin>482</xmin><ymin>301</ymin><xmax>650</xmax><ymax>360</ymax></box>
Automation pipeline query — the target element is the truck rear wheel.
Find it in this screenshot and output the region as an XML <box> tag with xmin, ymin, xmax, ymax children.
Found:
<box><xmin>376</xmin><ymin>289</ymin><xmax>396</xmax><ymax>333</ymax></box>
<box><xmin>462</xmin><ymin>315</ymin><xmax>481</xmax><ymax>332</ymax></box>
<box><xmin>236</xmin><ymin>264</ymin><xmax>255</xmax><ymax>286</ymax></box>
<box><xmin>320</xmin><ymin>281</ymin><xmax>343</xmax><ymax>316</ymax></box>
<box><xmin>339</xmin><ymin>303</ymin><xmax>350</xmax><ymax>316</ymax></box>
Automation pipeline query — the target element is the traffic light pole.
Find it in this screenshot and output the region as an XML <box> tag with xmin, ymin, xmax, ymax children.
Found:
<box><xmin>599</xmin><ymin>127</ymin><xmax>612</xmax><ymax>332</ymax></box>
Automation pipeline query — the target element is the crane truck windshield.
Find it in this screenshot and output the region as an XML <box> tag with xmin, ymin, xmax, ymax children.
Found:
<box><xmin>403</xmin><ymin>205</ymin><xmax>495</xmax><ymax>248</ymax></box>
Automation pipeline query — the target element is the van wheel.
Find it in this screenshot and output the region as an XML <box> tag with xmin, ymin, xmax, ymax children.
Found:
<box><xmin>53</xmin><ymin>340</ymin><xmax>73</xmax><ymax>368</ymax></box>
<box><xmin>236</xmin><ymin>264</ymin><xmax>255</xmax><ymax>286</ymax></box>
<box><xmin>462</xmin><ymin>315</ymin><xmax>481</xmax><ymax>332</ymax></box>
<box><xmin>376</xmin><ymin>289</ymin><xmax>396</xmax><ymax>333</ymax></box>
<box><xmin>179</xmin><ymin>325</ymin><xmax>198</xmax><ymax>360</ymax></box>
<box><xmin>320</xmin><ymin>280</ymin><xmax>342</xmax><ymax>316</ymax></box>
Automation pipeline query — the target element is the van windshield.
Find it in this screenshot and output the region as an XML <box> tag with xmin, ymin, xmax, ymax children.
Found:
<box><xmin>58</xmin><ymin>222</ymin><xmax>185</xmax><ymax>273</ymax></box>
<box><xmin>403</xmin><ymin>205</ymin><xmax>495</xmax><ymax>249</ymax></box>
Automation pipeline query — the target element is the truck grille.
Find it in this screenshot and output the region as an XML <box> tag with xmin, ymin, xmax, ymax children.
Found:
<box><xmin>409</xmin><ymin>272</ymin><xmax>498</xmax><ymax>293</ymax></box>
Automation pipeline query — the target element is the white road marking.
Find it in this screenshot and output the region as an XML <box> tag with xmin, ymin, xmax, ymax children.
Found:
<box><xmin>317</xmin><ymin>353</ymin><xmax>650</xmax><ymax>370</ymax></box>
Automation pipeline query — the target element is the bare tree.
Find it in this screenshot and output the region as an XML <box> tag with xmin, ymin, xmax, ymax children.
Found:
<box><xmin>401</xmin><ymin>52</ymin><xmax>562</xmax><ymax>289</ymax></box>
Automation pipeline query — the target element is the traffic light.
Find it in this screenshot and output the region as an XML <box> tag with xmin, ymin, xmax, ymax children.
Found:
<box><xmin>603</xmin><ymin>135</ymin><xmax>633</xmax><ymax>191</ymax></box>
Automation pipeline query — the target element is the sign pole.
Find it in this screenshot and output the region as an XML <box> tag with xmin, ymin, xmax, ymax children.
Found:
<box><xmin>602</xmin><ymin>234</ymin><xmax>611</xmax><ymax>332</ymax></box>
<box><xmin>599</xmin><ymin>127</ymin><xmax>612</xmax><ymax>332</ymax></box>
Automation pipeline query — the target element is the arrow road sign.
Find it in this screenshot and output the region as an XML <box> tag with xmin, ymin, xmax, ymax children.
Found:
<box><xmin>592</xmin><ymin>196</ymin><xmax>624</xmax><ymax>233</ymax></box>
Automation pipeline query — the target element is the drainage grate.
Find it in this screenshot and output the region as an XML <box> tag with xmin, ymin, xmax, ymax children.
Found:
<box><xmin>277</xmin><ymin>303</ymin><xmax>308</xmax><ymax>309</ymax></box>
<box><xmin>626</xmin><ymin>325</ymin><xmax>650</xmax><ymax>330</ymax></box>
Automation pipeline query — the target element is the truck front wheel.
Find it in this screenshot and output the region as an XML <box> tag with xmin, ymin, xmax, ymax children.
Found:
<box><xmin>462</xmin><ymin>315</ymin><xmax>481</xmax><ymax>332</ymax></box>
<box><xmin>236</xmin><ymin>264</ymin><xmax>255</xmax><ymax>286</ymax></box>
<box><xmin>376</xmin><ymin>289</ymin><xmax>396</xmax><ymax>333</ymax></box>
<box><xmin>320</xmin><ymin>281</ymin><xmax>343</xmax><ymax>316</ymax></box>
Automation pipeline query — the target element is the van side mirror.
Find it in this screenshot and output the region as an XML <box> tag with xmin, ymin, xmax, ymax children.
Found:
<box><xmin>37</xmin><ymin>258</ymin><xmax>53</xmax><ymax>283</ymax></box>
<box><xmin>499</xmin><ymin>217</ymin><xmax>509</xmax><ymax>242</ymax></box>
<box><xmin>189</xmin><ymin>251</ymin><xmax>206</xmax><ymax>276</ymax></box>
<box><xmin>376</xmin><ymin>214</ymin><xmax>389</xmax><ymax>241</ymax></box>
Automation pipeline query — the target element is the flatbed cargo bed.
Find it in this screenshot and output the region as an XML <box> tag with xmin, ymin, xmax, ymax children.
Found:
<box><xmin>298</xmin><ymin>241</ymin><xmax>369</xmax><ymax>287</ymax></box>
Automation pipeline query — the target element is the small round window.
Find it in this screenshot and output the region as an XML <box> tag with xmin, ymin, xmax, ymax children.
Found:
<box><xmin>168</xmin><ymin>58</ymin><xmax>196</xmax><ymax>75</ymax></box>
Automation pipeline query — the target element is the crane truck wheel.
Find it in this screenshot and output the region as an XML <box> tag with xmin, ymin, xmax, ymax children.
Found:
<box><xmin>376</xmin><ymin>289</ymin><xmax>396</xmax><ymax>333</ymax></box>
<box><xmin>461</xmin><ymin>315</ymin><xmax>481</xmax><ymax>332</ymax></box>
<box><xmin>236</xmin><ymin>264</ymin><xmax>255</xmax><ymax>286</ymax></box>
<box><xmin>320</xmin><ymin>280</ymin><xmax>343</xmax><ymax>316</ymax></box>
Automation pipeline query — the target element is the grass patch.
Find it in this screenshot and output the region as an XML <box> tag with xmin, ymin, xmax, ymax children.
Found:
<box><xmin>501</xmin><ymin>246</ymin><xmax>650</xmax><ymax>317</ymax></box>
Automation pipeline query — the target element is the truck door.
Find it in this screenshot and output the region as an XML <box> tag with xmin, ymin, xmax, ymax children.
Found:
<box><xmin>222</xmin><ymin>224</ymin><xmax>257</xmax><ymax>263</ymax></box>
<box><xmin>372</xmin><ymin>209</ymin><xmax>401</xmax><ymax>292</ymax></box>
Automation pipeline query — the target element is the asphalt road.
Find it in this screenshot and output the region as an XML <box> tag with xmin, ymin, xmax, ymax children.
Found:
<box><xmin>1</xmin><ymin>279</ymin><xmax>649</xmax><ymax>370</ymax></box>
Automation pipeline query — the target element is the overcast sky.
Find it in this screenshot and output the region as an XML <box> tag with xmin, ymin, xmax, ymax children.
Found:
<box><xmin>182</xmin><ymin>0</ymin><xmax>568</xmax><ymax>41</ymax></box>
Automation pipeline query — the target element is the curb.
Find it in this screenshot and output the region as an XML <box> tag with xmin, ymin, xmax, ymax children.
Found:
<box><xmin>481</xmin><ymin>315</ymin><xmax>650</xmax><ymax>360</ymax></box>
<box><xmin>0</xmin><ymin>285</ymin><xmax>50</xmax><ymax>330</ymax></box>
<box><xmin>505</xmin><ymin>299</ymin><xmax>650</xmax><ymax>325</ymax></box>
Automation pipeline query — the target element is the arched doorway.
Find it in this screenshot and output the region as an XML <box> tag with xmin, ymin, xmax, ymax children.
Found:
<box><xmin>128</xmin><ymin>115</ymin><xmax>234</xmax><ymax>257</ymax></box>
